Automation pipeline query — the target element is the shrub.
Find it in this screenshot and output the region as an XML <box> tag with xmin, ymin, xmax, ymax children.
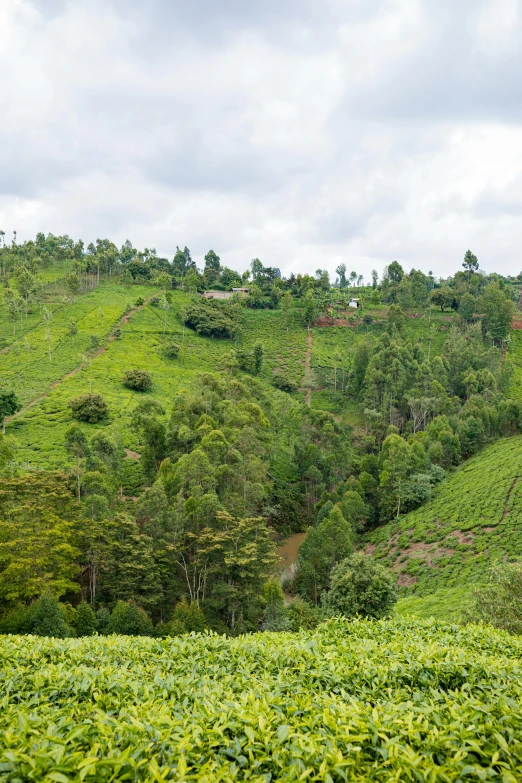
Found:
<box><xmin>26</xmin><ymin>594</ymin><xmax>73</xmax><ymax>638</ymax></box>
<box><xmin>89</xmin><ymin>335</ymin><xmax>100</xmax><ymax>350</ymax></box>
<box><xmin>163</xmin><ymin>341</ymin><xmax>180</xmax><ymax>359</ymax></box>
<box><xmin>287</xmin><ymin>597</ymin><xmax>320</xmax><ymax>631</ymax></box>
<box><xmin>262</xmin><ymin>579</ymin><xmax>289</xmax><ymax>631</ymax></box>
<box><xmin>467</xmin><ymin>562</ymin><xmax>522</xmax><ymax>634</ymax></box>
<box><xmin>157</xmin><ymin>600</ymin><xmax>207</xmax><ymax>636</ymax></box>
<box><xmin>272</xmin><ymin>372</ymin><xmax>298</xmax><ymax>393</ymax></box>
<box><xmin>149</xmin><ymin>296</ymin><xmax>160</xmax><ymax>306</ymax></box>
<box><xmin>74</xmin><ymin>602</ymin><xmax>98</xmax><ymax>637</ymax></box>
<box><xmin>68</xmin><ymin>393</ymin><xmax>109</xmax><ymax>423</ymax></box>
<box><xmin>184</xmin><ymin>298</ymin><xmax>240</xmax><ymax>338</ymax></box>
<box><xmin>107</xmin><ymin>601</ymin><xmax>153</xmax><ymax>636</ymax></box>
<box><xmin>123</xmin><ymin>369</ymin><xmax>152</xmax><ymax>391</ymax></box>
<box><xmin>322</xmin><ymin>553</ymin><xmax>397</xmax><ymax>619</ymax></box>
<box><xmin>135</xmin><ymin>297</ymin><xmax>145</xmax><ymax>307</ymax></box>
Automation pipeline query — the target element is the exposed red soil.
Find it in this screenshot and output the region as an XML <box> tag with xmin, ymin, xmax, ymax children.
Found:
<box><xmin>124</xmin><ymin>448</ymin><xmax>141</xmax><ymax>460</ymax></box>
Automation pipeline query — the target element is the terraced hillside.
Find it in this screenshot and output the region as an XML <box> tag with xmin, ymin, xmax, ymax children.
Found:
<box><xmin>2</xmin><ymin>617</ymin><xmax>522</xmax><ymax>781</ymax></box>
<box><xmin>366</xmin><ymin>436</ymin><xmax>522</xmax><ymax>617</ymax></box>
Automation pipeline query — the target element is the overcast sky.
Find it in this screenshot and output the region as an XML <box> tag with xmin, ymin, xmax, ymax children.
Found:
<box><xmin>2</xmin><ymin>0</ymin><xmax>522</xmax><ymax>279</ymax></box>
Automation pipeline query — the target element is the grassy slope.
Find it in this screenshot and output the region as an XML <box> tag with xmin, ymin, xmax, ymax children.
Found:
<box><xmin>3</xmin><ymin>282</ymin><xmax>307</xmax><ymax>470</ymax></box>
<box><xmin>365</xmin><ymin>435</ymin><xmax>522</xmax><ymax>619</ymax></box>
<box><xmin>1</xmin><ymin>617</ymin><xmax>522</xmax><ymax>781</ymax></box>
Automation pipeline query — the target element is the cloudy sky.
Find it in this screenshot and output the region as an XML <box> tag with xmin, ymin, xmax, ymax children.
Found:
<box><xmin>2</xmin><ymin>0</ymin><xmax>522</xmax><ymax>279</ymax></box>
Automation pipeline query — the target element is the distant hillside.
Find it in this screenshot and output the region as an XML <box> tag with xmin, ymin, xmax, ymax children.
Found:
<box><xmin>366</xmin><ymin>435</ymin><xmax>522</xmax><ymax>614</ymax></box>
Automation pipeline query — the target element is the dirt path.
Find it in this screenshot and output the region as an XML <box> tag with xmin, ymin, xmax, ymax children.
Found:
<box><xmin>304</xmin><ymin>328</ymin><xmax>313</xmax><ymax>406</ymax></box>
<box><xmin>5</xmin><ymin>304</ymin><xmax>141</xmax><ymax>426</ymax></box>
<box><xmin>501</xmin><ymin>476</ymin><xmax>519</xmax><ymax>522</ymax></box>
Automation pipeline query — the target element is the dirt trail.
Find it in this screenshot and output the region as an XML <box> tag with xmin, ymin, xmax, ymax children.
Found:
<box><xmin>5</xmin><ymin>304</ymin><xmax>141</xmax><ymax>425</ymax></box>
<box><xmin>304</xmin><ymin>328</ymin><xmax>313</xmax><ymax>406</ymax></box>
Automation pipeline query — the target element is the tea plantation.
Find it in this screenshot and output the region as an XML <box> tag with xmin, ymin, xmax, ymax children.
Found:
<box><xmin>368</xmin><ymin>435</ymin><xmax>522</xmax><ymax>615</ymax></box>
<box><xmin>2</xmin><ymin>617</ymin><xmax>522</xmax><ymax>782</ymax></box>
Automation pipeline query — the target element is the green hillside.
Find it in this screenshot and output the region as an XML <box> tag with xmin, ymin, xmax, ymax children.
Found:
<box><xmin>2</xmin><ymin>617</ymin><xmax>522</xmax><ymax>782</ymax></box>
<box><xmin>366</xmin><ymin>435</ymin><xmax>522</xmax><ymax>616</ymax></box>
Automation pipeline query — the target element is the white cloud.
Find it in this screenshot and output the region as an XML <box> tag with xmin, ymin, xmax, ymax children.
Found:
<box><xmin>1</xmin><ymin>0</ymin><xmax>522</xmax><ymax>278</ymax></box>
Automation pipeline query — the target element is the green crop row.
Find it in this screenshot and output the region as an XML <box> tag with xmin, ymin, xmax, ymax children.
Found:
<box><xmin>366</xmin><ymin>435</ymin><xmax>522</xmax><ymax>596</ymax></box>
<box><xmin>1</xmin><ymin>616</ymin><xmax>522</xmax><ymax>782</ymax></box>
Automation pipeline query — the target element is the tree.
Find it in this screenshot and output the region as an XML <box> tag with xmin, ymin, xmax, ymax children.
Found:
<box><xmin>0</xmin><ymin>391</ymin><xmax>21</xmax><ymax>434</ymax></box>
<box><xmin>336</xmin><ymin>263</ymin><xmax>347</xmax><ymax>289</ymax></box>
<box><xmin>160</xmin><ymin>293</ymin><xmax>170</xmax><ymax>333</ymax></box>
<box><xmin>107</xmin><ymin>600</ymin><xmax>153</xmax><ymax>636</ymax></box>
<box><xmin>74</xmin><ymin>602</ymin><xmax>98</xmax><ymax>636</ymax></box>
<box><xmin>459</xmin><ymin>292</ymin><xmax>475</xmax><ymax>322</ymax></box>
<box><xmin>322</xmin><ymin>553</ymin><xmax>397</xmax><ymax>619</ymax></box>
<box><xmin>68</xmin><ymin>393</ymin><xmax>109</xmax><ymax>423</ymax></box>
<box><xmin>43</xmin><ymin>306</ymin><xmax>53</xmax><ymax>361</ymax></box>
<box><xmin>303</xmin><ymin>291</ymin><xmax>318</xmax><ymax>327</ymax></box>
<box><xmin>198</xmin><ymin>512</ymin><xmax>278</xmax><ymax>633</ymax></box>
<box><xmin>156</xmin><ymin>272</ymin><xmax>172</xmax><ymax>291</ymax></box>
<box><xmin>26</xmin><ymin>593</ymin><xmax>73</xmax><ymax>638</ymax></box>
<box><xmin>204</xmin><ymin>250</ymin><xmax>221</xmax><ymax>272</ymax></box>
<box><xmin>467</xmin><ymin>562</ymin><xmax>522</xmax><ymax>634</ymax></box>
<box><xmin>387</xmin><ymin>304</ymin><xmax>405</xmax><ymax>331</ymax></box>
<box><xmin>297</xmin><ymin>506</ymin><xmax>353</xmax><ymax>605</ymax></box>
<box><xmin>480</xmin><ymin>284</ymin><xmax>514</xmax><ymax>344</ymax></box>
<box><xmin>123</xmin><ymin>369</ymin><xmax>152</xmax><ymax>391</ymax></box>
<box><xmin>64</xmin><ymin>423</ymin><xmax>89</xmax><ymax>501</ymax></box>
<box><xmin>159</xmin><ymin>600</ymin><xmax>207</xmax><ymax>636</ymax></box>
<box><xmin>65</xmin><ymin>272</ymin><xmax>81</xmax><ymax>301</ymax></box>
<box><xmin>0</xmin><ymin>473</ymin><xmax>81</xmax><ymax>606</ymax></box>
<box><xmin>463</xmin><ymin>249</ymin><xmax>479</xmax><ymax>282</ymax></box>
<box><xmin>262</xmin><ymin>578</ymin><xmax>289</xmax><ymax>631</ymax></box>
<box><xmin>371</xmin><ymin>270</ymin><xmax>378</xmax><ymax>289</ymax></box>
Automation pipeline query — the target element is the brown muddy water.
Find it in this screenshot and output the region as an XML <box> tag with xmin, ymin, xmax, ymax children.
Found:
<box><xmin>276</xmin><ymin>532</ymin><xmax>306</xmax><ymax>583</ymax></box>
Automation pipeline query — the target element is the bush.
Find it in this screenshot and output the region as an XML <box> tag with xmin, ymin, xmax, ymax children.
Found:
<box><xmin>157</xmin><ymin>600</ymin><xmax>207</xmax><ymax>636</ymax></box>
<box><xmin>122</xmin><ymin>369</ymin><xmax>152</xmax><ymax>391</ymax></box>
<box><xmin>107</xmin><ymin>601</ymin><xmax>153</xmax><ymax>636</ymax></box>
<box><xmin>184</xmin><ymin>299</ymin><xmax>240</xmax><ymax>338</ymax></box>
<box><xmin>322</xmin><ymin>553</ymin><xmax>397</xmax><ymax>619</ymax></box>
<box><xmin>272</xmin><ymin>372</ymin><xmax>298</xmax><ymax>393</ymax></box>
<box><xmin>27</xmin><ymin>594</ymin><xmax>73</xmax><ymax>638</ymax></box>
<box><xmin>287</xmin><ymin>597</ymin><xmax>320</xmax><ymax>631</ymax></box>
<box><xmin>135</xmin><ymin>297</ymin><xmax>145</xmax><ymax>307</ymax></box>
<box><xmin>68</xmin><ymin>393</ymin><xmax>109</xmax><ymax>423</ymax></box>
<box><xmin>149</xmin><ymin>296</ymin><xmax>160</xmax><ymax>306</ymax></box>
<box><xmin>163</xmin><ymin>341</ymin><xmax>180</xmax><ymax>359</ymax></box>
<box><xmin>89</xmin><ymin>335</ymin><xmax>100</xmax><ymax>350</ymax></box>
<box><xmin>74</xmin><ymin>602</ymin><xmax>98</xmax><ymax>636</ymax></box>
<box><xmin>467</xmin><ymin>562</ymin><xmax>522</xmax><ymax>634</ymax></box>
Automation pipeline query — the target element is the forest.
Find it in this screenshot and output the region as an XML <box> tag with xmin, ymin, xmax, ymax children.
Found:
<box><xmin>0</xmin><ymin>232</ymin><xmax>521</xmax><ymax>638</ymax></box>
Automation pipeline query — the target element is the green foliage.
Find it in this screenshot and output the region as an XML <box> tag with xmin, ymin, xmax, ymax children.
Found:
<box><xmin>74</xmin><ymin>601</ymin><xmax>98</xmax><ymax>636</ymax></box>
<box><xmin>2</xmin><ymin>618</ymin><xmax>522</xmax><ymax>780</ymax></box>
<box><xmin>107</xmin><ymin>600</ymin><xmax>153</xmax><ymax>636</ymax></box>
<box><xmin>134</xmin><ymin>297</ymin><xmax>145</xmax><ymax>307</ymax></box>
<box><xmin>467</xmin><ymin>561</ymin><xmax>522</xmax><ymax>634</ymax></box>
<box><xmin>25</xmin><ymin>593</ymin><xmax>73</xmax><ymax>638</ymax></box>
<box><xmin>162</xmin><ymin>340</ymin><xmax>180</xmax><ymax>359</ymax></box>
<box><xmin>68</xmin><ymin>393</ymin><xmax>109</xmax><ymax>423</ymax></box>
<box><xmin>262</xmin><ymin>578</ymin><xmax>289</xmax><ymax>631</ymax></box>
<box><xmin>184</xmin><ymin>298</ymin><xmax>240</xmax><ymax>338</ymax></box>
<box><xmin>122</xmin><ymin>368</ymin><xmax>152</xmax><ymax>391</ymax></box>
<box><xmin>322</xmin><ymin>553</ymin><xmax>398</xmax><ymax>619</ymax></box>
<box><xmin>272</xmin><ymin>371</ymin><xmax>298</xmax><ymax>392</ymax></box>
<box><xmin>159</xmin><ymin>600</ymin><xmax>207</xmax><ymax>636</ymax></box>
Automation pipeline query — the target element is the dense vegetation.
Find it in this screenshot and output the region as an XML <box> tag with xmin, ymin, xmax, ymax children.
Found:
<box><xmin>0</xmin><ymin>231</ymin><xmax>521</xmax><ymax>634</ymax></box>
<box><xmin>2</xmin><ymin>617</ymin><xmax>522</xmax><ymax>781</ymax></box>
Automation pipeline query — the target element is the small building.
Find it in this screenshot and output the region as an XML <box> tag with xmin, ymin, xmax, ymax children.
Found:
<box><xmin>348</xmin><ymin>298</ymin><xmax>360</xmax><ymax>309</ymax></box>
<box><xmin>232</xmin><ymin>287</ymin><xmax>250</xmax><ymax>296</ymax></box>
<box><xmin>202</xmin><ymin>291</ymin><xmax>234</xmax><ymax>300</ymax></box>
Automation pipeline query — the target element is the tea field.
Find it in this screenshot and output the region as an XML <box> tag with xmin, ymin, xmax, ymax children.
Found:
<box><xmin>1</xmin><ymin>617</ymin><xmax>522</xmax><ymax>782</ymax></box>
<box><xmin>367</xmin><ymin>435</ymin><xmax>522</xmax><ymax>615</ymax></box>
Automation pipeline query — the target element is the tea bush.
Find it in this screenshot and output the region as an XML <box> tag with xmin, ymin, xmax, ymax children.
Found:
<box><xmin>1</xmin><ymin>617</ymin><xmax>522</xmax><ymax>781</ymax></box>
